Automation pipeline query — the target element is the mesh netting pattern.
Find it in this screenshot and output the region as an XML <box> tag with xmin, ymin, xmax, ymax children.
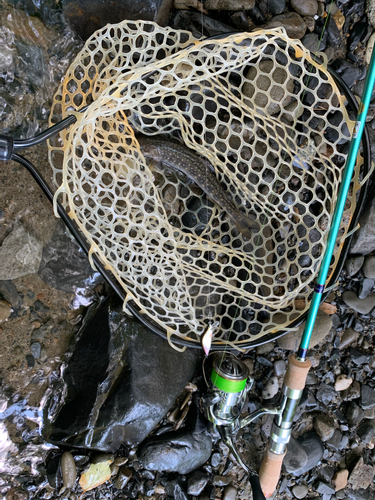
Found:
<box><xmin>48</xmin><ymin>21</ymin><xmax>360</xmax><ymax>349</ymax></box>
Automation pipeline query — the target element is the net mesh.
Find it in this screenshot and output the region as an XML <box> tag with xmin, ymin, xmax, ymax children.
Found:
<box><xmin>48</xmin><ymin>21</ymin><xmax>360</xmax><ymax>349</ymax></box>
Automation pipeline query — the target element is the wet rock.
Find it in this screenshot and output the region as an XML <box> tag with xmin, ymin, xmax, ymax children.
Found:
<box><xmin>314</xmin><ymin>414</ymin><xmax>335</xmax><ymax>442</ymax></box>
<box><xmin>357</xmin><ymin>420</ymin><xmax>375</xmax><ymax>444</ymax></box>
<box><xmin>30</xmin><ymin>342</ymin><xmax>41</xmax><ymax>359</ymax></box>
<box><xmin>316</xmin><ymin>383</ymin><xmax>336</xmax><ymax>406</ymax></box>
<box><xmin>0</xmin><ymin>280</ymin><xmax>22</xmax><ymax>312</ymax></box>
<box><xmin>349</xmin><ymin>458</ymin><xmax>374</xmax><ymax>490</ymax></box>
<box><xmin>290</xmin><ymin>0</ymin><xmax>318</xmax><ymax>16</ymax></box>
<box><xmin>264</xmin><ymin>13</ymin><xmax>306</xmax><ymax>39</ymax></box>
<box><xmin>0</xmin><ymin>300</ymin><xmax>11</xmax><ymax>322</ymax></box>
<box><xmin>0</xmin><ymin>223</ymin><xmax>43</xmax><ymax>280</ymax></box>
<box><xmin>38</xmin><ymin>222</ymin><xmax>102</xmax><ymax>293</ymax></box>
<box><xmin>335</xmin><ymin>374</ymin><xmax>353</xmax><ymax>391</ymax></box>
<box><xmin>333</xmin><ymin>469</ymin><xmax>349</xmax><ymax>491</ymax></box>
<box><xmin>268</xmin><ymin>0</ymin><xmax>286</xmax><ymax>15</ymax></box>
<box><xmin>187</xmin><ymin>470</ymin><xmax>209</xmax><ymax>496</ymax></box>
<box><xmin>274</xmin><ymin>359</ymin><xmax>286</xmax><ymax>376</ymax></box>
<box><xmin>43</xmin><ymin>296</ymin><xmax>201</xmax><ymax>451</ymax></box>
<box><xmin>91</xmin><ymin>452</ymin><xmax>114</xmax><ymax>464</ymax></box>
<box><xmin>302</xmin><ymin>33</ymin><xmax>320</xmax><ymax>53</ymax></box>
<box><xmin>330</xmin><ymin>59</ymin><xmax>364</xmax><ymax>88</ymax></box>
<box><xmin>360</xmin><ymin>385</ymin><xmax>375</xmax><ymax>409</ymax></box>
<box><xmin>222</xmin><ymin>485</ymin><xmax>237</xmax><ymax>500</ymax></box>
<box><xmin>350</xmin><ymin>195</ymin><xmax>375</xmax><ymax>255</ymax></box>
<box><xmin>170</xmin><ymin>10</ymin><xmax>234</xmax><ymax>38</ymax></box>
<box><xmin>277</xmin><ymin>311</ymin><xmax>332</xmax><ymax>350</ymax></box>
<box><xmin>139</xmin><ymin>428</ymin><xmax>212</xmax><ymax>474</ymax></box>
<box><xmin>61</xmin><ymin>452</ymin><xmax>76</xmax><ymax>488</ymax></box>
<box><xmin>363</xmin><ymin>256</ymin><xmax>375</xmax><ymax>278</ymax></box>
<box><xmin>342</xmin><ymin>291</ymin><xmax>375</xmax><ymax>314</ymax></box>
<box><xmin>204</xmin><ymin>0</ymin><xmax>255</xmax><ymax>9</ymax></box>
<box><xmin>345</xmin><ymin>256</ymin><xmax>365</xmax><ymax>276</ymax></box>
<box><xmin>358</xmin><ymin>278</ymin><xmax>374</xmax><ymax>299</ymax></box>
<box><xmin>211</xmin><ymin>452</ymin><xmax>221</xmax><ymax>467</ymax></box>
<box><xmin>114</xmin><ymin>467</ymin><xmax>132</xmax><ymax>489</ymax></box>
<box><xmin>46</xmin><ymin>453</ymin><xmax>62</xmax><ymax>489</ymax></box>
<box><xmin>63</xmin><ymin>0</ymin><xmax>173</xmax><ymax>40</ymax></box>
<box><xmin>292</xmin><ymin>484</ymin><xmax>308</xmax><ymax>498</ymax></box>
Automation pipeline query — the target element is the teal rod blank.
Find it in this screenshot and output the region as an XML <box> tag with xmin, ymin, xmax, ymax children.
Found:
<box><xmin>298</xmin><ymin>47</ymin><xmax>375</xmax><ymax>356</ymax></box>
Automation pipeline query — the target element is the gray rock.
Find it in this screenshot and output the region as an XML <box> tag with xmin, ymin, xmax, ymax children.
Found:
<box><xmin>43</xmin><ymin>296</ymin><xmax>201</xmax><ymax>451</ymax></box>
<box><xmin>211</xmin><ymin>453</ymin><xmax>221</xmax><ymax>468</ymax></box>
<box><xmin>358</xmin><ymin>278</ymin><xmax>374</xmax><ymax>299</ymax></box>
<box><xmin>290</xmin><ymin>0</ymin><xmax>318</xmax><ymax>16</ymax></box>
<box><xmin>326</xmin><ymin>429</ymin><xmax>343</xmax><ymax>451</ymax></box>
<box><xmin>277</xmin><ymin>311</ymin><xmax>332</xmax><ymax>350</ymax></box>
<box><xmin>357</xmin><ymin>420</ymin><xmax>375</xmax><ymax>444</ymax></box>
<box><xmin>292</xmin><ymin>484</ymin><xmax>308</xmax><ymax>499</ymax></box>
<box><xmin>350</xmin><ymin>348</ymin><xmax>372</xmax><ymax>366</ymax></box>
<box><xmin>345</xmin><ymin>402</ymin><xmax>364</xmax><ymax>426</ymax></box>
<box><xmin>262</xmin><ymin>376</ymin><xmax>279</xmax><ymax>399</ymax></box>
<box><xmin>340</xmin><ymin>328</ymin><xmax>359</xmax><ymax>349</ymax></box>
<box><xmin>345</xmin><ymin>256</ymin><xmax>365</xmax><ymax>276</ymax></box>
<box><xmin>264</xmin><ymin>12</ymin><xmax>306</xmax><ymax>39</ymax></box>
<box><xmin>314</xmin><ymin>414</ymin><xmax>335</xmax><ymax>442</ymax></box>
<box><xmin>268</xmin><ymin>0</ymin><xmax>286</xmax><ymax>15</ymax></box>
<box><xmin>114</xmin><ymin>467</ymin><xmax>132</xmax><ymax>489</ymax></box>
<box><xmin>0</xmin><ymin>223</ymin><xmax>43</xmax><ymax>280</ymax></box>
<box><xmin>30</xmin><ymin>342</ymin><xmax>41</xmax><ymax>359</ymax></box>
<box><xmin>187</xmin><ymin>471</ymin><xmax>209</xmax><ymax>496</ymax></box>
<box><xmin>363</xmin><ymin>255</ymin><xmax>375</xmax><ymax>278</ymax></box>
<box><xmin>314</xmin><ymin>481</ymin><xmax>335</xmax><ymax>495</ymax></box>
<box><xmin>349</xmin><ymin>458</ymin><xmax>375</xmax><ymax>491</ymax></box>
<box><xmin>360</xmin><ymin>385</ymin><xmax>375</xmax><ymax>409</ymax></box>
<box><xmin>316</xmin><ymin>383</ymin><xmax>336</xmax><ymax>406</ymax></box>
<box><xmin>342</xmin><ymin>291</ymin><xmax>375</xmax><ymax>314</ymax></box>
<box><xmin>139</xmin><ymin>429</ymin><xmax>212</xmax><ymax>474</ymax></box>
<box><xmin>212</xmin><ymin>475</ymin><xmax>231</xmax><ymax>486</ymax></box>
<box><xmin>296</xmin><ymin>432</ymin><xmax>324</xmax><ymax>476</ymax></box>
<box><xmin>350</xmin><ymin>195</ymin><xmax>375</xmax><ymax>255</ymax></box>
<box><xmin>274</xmin><ymin>359</ymin><xmax>286</xmax><ymax>376</ymax></box>
<box><xmin>222</xmin><ymin>485</ymin><xmax>237</xmax><ymax>500</ymax></box>
<box><xmin>347</xmin><ymin>488</ymin><xmax>375</xmax><ymax>500</ymax></box>
<box><xmin>283</xmin><ymin>436</ymin><xmax>308</xmax><ymax>475</ymax></box>
<box><xmin>302</xmin><ymin>33</ymin><xmax>320</xmax><ymax>53</ymax></box>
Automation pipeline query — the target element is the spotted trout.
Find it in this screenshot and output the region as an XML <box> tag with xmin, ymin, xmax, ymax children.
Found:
<box><xmin>138</xmin><ymin>136</ymin><xmax>259</xmax><ymax>238</ymax></box>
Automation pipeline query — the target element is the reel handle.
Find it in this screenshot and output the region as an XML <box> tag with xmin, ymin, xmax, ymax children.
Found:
<box><xmin>249</xmin><ymin>474</ymin><xmax>266</xmax><ymax>500</ymax></box>
<box><xmin>259</xmin><ymin>448</ymin><xmax>286</xmax><ymax>498</ymax></box>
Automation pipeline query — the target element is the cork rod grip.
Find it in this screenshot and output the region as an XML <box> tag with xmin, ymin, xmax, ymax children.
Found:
<box><xmin>283</xmin><ymin>354</ymin><xmax>312</xmax><ymax>391</ymax></box>
<box><xmin>259</xmin><ymin>448</ymin><xmax>286</xmax><ymax>498</ymax></box>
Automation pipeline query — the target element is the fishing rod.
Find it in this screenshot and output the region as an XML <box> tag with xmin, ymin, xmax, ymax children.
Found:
<box><xmin>258</xmin><ymin>40</ymin><xmax>375</xmax><ymax>498</ymax></box>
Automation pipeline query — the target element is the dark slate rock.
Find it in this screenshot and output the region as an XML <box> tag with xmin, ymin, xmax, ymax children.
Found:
<box><xmin>314</xmin><ymin>480</ymin><xmax>335</xmax><ymax>495</ymax></box>
<box><xmin>330</xmin><ymin>59</ymin><xmax>363</xmax><ymax>88</ymax></box>
<box><xmin>296</xmin><ymin>432</ymin><xmax>324</xmax><ymax>476</ymax></box>
<box><xmin>350</xmin><ymin>193</ymin><xmax>375</xmax><ymax>255</ymax></box>
<box><xmin>139</xmin><ymin>429</ymin><xmax>212</xmax><ymax>475</ymax></box>
<box><xmin>358</xmin><ymin>278</ymin><xmax>374</xmax><ymax>299</ymax></box>
<box><xmin>344</xmin><ymin>401</ymin><xmax>364</xmax><ymax>426</ymax></box>
<box><xmin>187</xmin><ymin>471</ymin><xmax>209</xmax><ymax>496</ymax></box>
<box><xmin>38</xmin><ymin>222</ymin><xmax>102</xmax><ymax>293</ymax></box>
<box><xmin>350</xmin><ymin>348</ymin><xmax>372</xmax><ymax>366</ymax></box>
<box><xmin>316</xmin><ymin>383</ymin><xmax>336</xmax><ymax>406</ymax></box>
<box><xmin>347</xmin><ymin>487</ymin><xmax>375</xmax><ymax>499</ymax></box>
<box><xmin>0</xmin><ymin>280</ymin><xmax>22</xmax><ymax>312</ymax></box>
<box><xmin>326</xmin><ymin>429</ymin><xmax>343</xmax><ymax>451</ymax></box>
<box><xmin>283</xmin><ymin>436</ymin><xmax>308</xmax><ymax>475</ymax></box>
<box><xmin>302</xmin><ymin>33</ymin><xmax>321</xmax><ymax>53</ymax></box>
<box><xmin>357</xmin><ymin>420</ymin><xmax>375</xmax><ymax>444</ymax></box>
<box><xmin>360</xmin><ymin>385</ymin><xmax>375</xmax><ymax>409</ymax></box>
<box><xmin>267</xmin><ymin>0</ymin><xmax>286</xmax><ymax>15</ymax></box>
<box><xmin>42</xmin><ymin>296</ymin><xmax>201</xmax><ymax>451</ymax></box>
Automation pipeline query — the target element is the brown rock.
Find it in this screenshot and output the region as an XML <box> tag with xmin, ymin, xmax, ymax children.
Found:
<box><xmin>333</xmin><ymin>469</ymin><xmax>349</xmax><ymax>491</ymax></box>
<box><xmin>264</xmin><ymin>13</ymin><xmax>306</xmax><ymax>40</ymax></box>
<box><xmin>334</xmin><ymin>374</ymin><xmax>353</xmax><ymax>392</ymax></box>
<box><xmin>290</xmin><ymin>0</ymin><xmax>318</xmax><ymax>16</ymax></box>
<box><xmin>349</xmin><ymin>458</ymin><xmax>374</xmax><ymax>491</ymax></box>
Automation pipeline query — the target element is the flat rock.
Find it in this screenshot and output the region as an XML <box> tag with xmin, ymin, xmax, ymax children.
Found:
<box><xmin>345</xmin><ymin>256</ymin><xmax>365</xmax><ymax>276</ymax></box>
<box><xmin>363</xmin><ymin>255</ymin><xmax>375</xmax><ymax>278</ymax></box>
<box><xmin>264</xmin><ymin>12</ymin><xmax>306</xmax><ymax>39</ymax></box>
<box><xmin>187</xmin><ymin>470</ymin><xmax>209</xmax><ymax>496</ymax></box>
<box><xmin>357</xmin><ymin>420</ymin><xmax>375</xmax><ymax>444</ymax></box>
<box><xmin>349</xmin><ymin>458</ymin><xmax>374</xmax><ymax>491</ymax></box>
<box><xmin>292</xmin><ymin>484</ymin><xmax>308</xmax><ymax>499</ymax></box>
<box><xmin>297</xmin><ymin>432</ymin><xmax>324</xmax><ymax>476</ymax></box>
<box><xmin>283</xmin><ymin>436</ymin><xmax>308</xmax><ymax>475</ymax></box>
<box><xmin>290</xmin><ymin>0</ymin><xmax>318</xmax><ymax>16</ymax></box>
<box><xmin>333</xmin><ymin>469</ymin><xmax>349</xmax><ymax>491</ymax></box>
<box><xmin>277</xmin><ymin>310</ymin><xmax>332</xmax><ymax>350</ymax></box>
<box><xmin>139</xmin><ymin>429</ymin><xmax>212</xmax><ymax>475</ymax></box>
<box><xmin>0</xmin><ymin>223</ymin><xmax>43</xmax><ymax>280</ymax></box>
<box><xmin>358</xmin><ymin>278</ymin><xmax>374</xmax><ymax>299</ymax></box>
<box><xmin>342</xmin><ymin>291</ymin><xmax>375</xmax><ymax>314</ymax></box>
<box><xmin>316</xmin><ymin>383</ymin><xmax>336</xmax><ymax>406</ymax></box>
<box><xmin>345</xmin><ymin>401</ymin><xmax>364</xmax><ymax>426</ymax></box>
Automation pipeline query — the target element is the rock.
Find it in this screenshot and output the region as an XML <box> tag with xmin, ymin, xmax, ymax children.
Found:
<box><xmin>296</xmin><ymin>432</ymin><xmax>324</xmax><ymax>476</ymax></box>
<box><xmin>360</xmin><ymin>385</ymin><xmax>375</xmax><ymax>409</ymax></box>
<box><xmin>283</xmin><ymin>436</ymin><xmax>308</xmax><ymax>475</ymax></box>
<box><xmin>139</xmin><ymin>428</ymin><xmax>212</xmax><ymax>475</ymax></box>
<box><xmin>302</xmin><ymin>33</ymin><xmax>320</xmax><ymax>53</ymax></box>
<box><xmin>335</xmin><ymin>374</ymin><xmax>353</xmax><ymax>391</ymax></box>
<box><xmin>345</xmin><ymin>402</ymin><xmax>364</xmax><ymax>426</ymax></box>
<box><xmin>262</xmin><ymin>376</ymin><xmax>279</xmax><ymax>399</ymax></box>
<box><xmin>326</xmin><ymin>429</ymin><xmax>343</xmax><ymax>451</ymax></box>
<box><xmin>0</xmin><ymin>300</ymin><xmax>11</xmax><ymax>322</ymax></box>
<box><xmin>277</xmin><ymin>311</ymin><xmax>332</xmax><ymax>350</ymax></box>
<box><xmin>345</xmin><ymin>256</ymin><xmax>365</xmax><ymax>276</ymax></box>
<box><xmin>274</xmin><ymin>359</ymin><xmax>286</xmax><ymax>376</ymax></box>
<box><xmin>5</xmin><ymin>488</ymin><xmax>29</xmax><ymax>500</ymax></box>
<box><xmin>264</xmin><ymin>12</ymin><xmax>306</xmax><ymax>39</ymax></box>
<box><xmin>43</xmin><ymin>296</ymin><xmax>201</xmax><ymax>451</ymax></box>
<box><xmin>316</xmin><ymin>383</ymin><xmax>336</xmax><ymax>406</ymax></box>
<box><xmin>30</xmin><ymin>342</ymin><xmax>41</xmax><ymax>359</ymax></box>
<box><xmin>357</xmin><ymin>420</ymin><xmax>375</xmax><ymax>444</ymax></box>
<box><xmin>314</xmin><ymin>414</ymin><xmax>335</xmax><ymax>442</ymax></box>
<box><xmin>63</xmin><ymin>0</ymin><xmax>173</xmax><ymax>40</ymax></box>
<box><xmin>114</xmin><ymin>467</ymin><xmax>132</xmax><ymax>489</ymax></box>
<box><xmin>204</xmin><ymin>0</ymin><xmax>255</xmax><ymax>9</ymax></box>
<box><xmin>290</xmin><ymin>0</ymin><xmax>318</xmax><ymax>16</ymax></box>
<box><xmin>61</xmin><ymin>452</ymin><xmax>76</xmax><ymax>488</ymax></box>
<box><xmin>292</xmin><ymin>484</ymin><xmax>308</xmax><ymax>498</ymax></box>
<box><xmin>187</xmin><ymin>471</ymin><xmax>209</xmax><ymax>496</ymax></box>
<box><xmin>333</xmin><ymin>469</ymin><xmax>349</xmax><ymax>491</ymax></box>
<box><xmin>313</xmin><ymin>480</ymin><xmax>335</xmax><ymax>495</ymax></box>
<box><xmin>257</xmin><ymin>342</ymin><xmax>274</xmax><ymax>354</ymax></box>
<box><xmin>358</xmin><ymin>278</ymin><xmax>374</xmax><ymax>299</ymax></box>
<box><xmin>38</xmin><ymin>222</ymin><xmax>102</xmax><ymax>293</ymax></box>
<box><xmin>222</xmin><ymin>485</ymin><xmax>237</xmax><ymax>500</ymax></box>
<box><xmin>0</xmin><ymin>223</ymin><xmax>43</xmax><ymax>280</ymax></box>
<box><xmin>268</xmin><ymin>0</ymin><xmax>286</xmax><ymax>15</ymax></box>
<box><xmin>363</xmin><ymin>256</ymin><xmax>375</xmax><ymax>278</ymax></box>
<box><xmin>211</xmin><ymin>453</ymin><xmax>221</xmax><ymax>468</ymax></box>
<box><xmin>330</xmin><ymin>58</ymin><xmax>364</xmax><ymax>88</ymax></box>
<box><xmin>342</xmin><ymin>291</ymin><xmax>375</xmax><ymax>314</ymax></box>
<box><xmin>340</xmin><ymin>328</ymin><xmax>359</xmax><ymax>349</ymax></box>
<box><xmin>349</xmin><ymin>458</ymin><xmax>374</xmax><ymax>491</ymax></box>
<box><xmin>213</xmin><ymin>475</ymin><xmax>231</xmax><ymax>486</ymax></box>
<box><xmin>350</xmin><ymin>195</ymin><xmax>375</xmax><ymax>255</ymax></box>
<box><xmin>350</xmin><ymin>348</ymin><xmax>372</xmax><ymax>366</ymax></box>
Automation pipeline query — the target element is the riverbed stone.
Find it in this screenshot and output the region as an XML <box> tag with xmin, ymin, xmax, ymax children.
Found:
<box><xmin>264</xmin><ymin>12</ymin><xmax>306</xmax><ymax>39</ymax></box>
<box><xmin>363</xmin><ymin>255</ymin><xmax>375</xmax><ymax>278</ymax></box>
<box><xmin>342</xmin><ymin>291</ymin><xmax>375</xmax><ymax>314</ymax></box>
<box><xmin>345</xmin><ymin>256</ymin><xmax>365</xmax><ymax>276</ymax></box>
<box><xmin>290</xmin><ymin>0</ymin><xmax>318</xmax><ymax>16</ymax></box>
<box><xmin>187</xmin><ymin>471</ymin><xmax>209</xmax><ymax>496</ymax></box>
<box><xmin>277</xmin><ymin>310</ymin><xmax>332</xmax><ymax>350</ymax></box>
<box><xmin>314</xmin><ymin>414</ymin><xmax>335</xmax><ymax>442</ymax></box>
<box><xmin>349</xmin><ymin>458</ymin><xmax>374</xmax><ymax>490</ymax></box>
<box><xmin>333</xmin><ymin>469</ymin><xmax>349</xmax><ymax>491</ymax></box>
<box><xmin>360</xmin><ymin>385</ymin><xmax>375</xmax><ymax>409</ymax></box>
<box><xmin>335</xmin><ymin>374</ymin><xmax>353</xmax><ymax>391</ymax></box>
<box><xmin>350</xmin><ymin>195</ymin><xmax>375</xmax><ymax>255</ymax></box>
<box><xmin>292</xmin><ymin>484</ymin><xmax>308</xmax><ymax>499</ymax></box>
<box><xmin>42</xmin><ymin>296</ymin><xmax>201</xmax><ymax>451</ymax></box>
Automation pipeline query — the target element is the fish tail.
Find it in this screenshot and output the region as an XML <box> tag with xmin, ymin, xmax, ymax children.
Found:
<box><xmin>230</xmin><ymin>211</ymin><xmax>260</xmax><ymax>239</ymax></box>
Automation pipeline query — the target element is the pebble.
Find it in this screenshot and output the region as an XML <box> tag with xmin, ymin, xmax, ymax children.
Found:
<box><xmin>257</xmin><ymin>342</ymin><xmax>274</xmax><ymax>354</ymax></box>
<box><xmin>314</xmin><ymin>414</ymin><xmax>335</xmax><ymax>442</ymax></box>
<box><xmin>363</xmin><ymin>255</ymin><xmax>375</xmax><ymax>278</ymax></box>
<box><xmin>211</xmin><ymin>453</ymin><xmax>221</xmax><ymax>468</ymax></box>
<box><xmin>345</xmin><ymin>401</ymin><xmax>364</xmax><ymax>426</ymax></box>
<box><xmin>335</xmin><ymin>374</ymin><xmax>353</xmax><ymax>391</ymax></box>
<box><xmin>356</xmin><ymin>420</ymin><xmax>375</xmax><ymax>444</ymax></box>
<box><xmin>114</xmin><ymin>456</ymin><xmax>128</xmax><ymax>466</ymax></box>
<box><xmin>30</xmin><ymin>342</ymin><xmax>41</xmax><ymax>359</ymax></box>
<box><xmin>0</xmin><ymin>300</ymin><xmax>11</xmax><ymax>322</ymax></box>
<box><xmin>268</xmin><ymin>0</ymin><xmax>286</xmax><ymax>15</ymax></box>
<box><xmin>345</xmin><ymin>256</ymin><xmax>364</xmax><ymax>276</ymax></box>
<box><xmin>222</xmin><ymin>485</ymin><xmax>237</xmax><ymax>500</ymax></box>
<box><xmin>326</xmin><ymin>429</ymin><xmax>343</xmax><ymax>451</ymax></box>
<box><xmin>359</xmin><ymin>278</ymin><xmax>374</xmax><ymax>299</ymax></box>
<box><xmin>212</xmin><ymin>475</ymin><xmax>231</xmax><ymax>487</ymax></box>
<box><xmin>316</xmin><ymin>383</ymin><xmax>336</xmax><ymax>406</ymax></box>
<box><xmin>5</xmin><ymin>489</ymin><xmax>29</xmax><ymax>500</ymax></box>
<box><xmin>297</xmin><ymin>432</ymin><xmax>324</xmax><ymax>475</ymax></box>
<box><xmin>114</xmin><ymin>467</ymin><xmax>132</xmax><ymax>489</ymax></box>
<box><xmin>360</xmin><ymin>385</ymin><xmax>375</xmax><ymax>409</ymax></box>
<box><xmin>264</xmin><ymin>12</ymin><xmax>306</xmax><ymax>39</ymax></box>
<box><xmin>274</xmin><ymin>359</ymin><xmax>286</xmax><ymax>376</ymax></box>
<box><xmin>187</xmin><ymin>471</ymin><xmax>209</xmax><ymax>496</ymax></box>
<box><xmin>262</xmin><ymin>376</ymin><xmax>279</xmax><ymax>399</ymax></box>
<box><xmin>283</xmin><ymin>436</ymin><xmax>308</xmax><ymax>474</ymax></box>
<box><xmin>342</xmin><ymin>291</ymin><xmax>375</xmax><ymax>314</ymax></box>
<box><xmin>302</xmin><ymin>33</ymin><xmax>320</xmax><ymax>53</ymax></box>
<box><xmin>350</xmin><ymin>196</ymin><xmax>375</xmax><ymax>255</ymax></box>
<box><xmin>91</xmin><ymin>453</ymin><xmax>114</xmax><ymax>464</ymax></box>
<box><xmin>314</xmin><ymin>480</ymin><xmax>335</xmax><ymax>495</ymax></box>
<box><xmin>333</xmin><ymin>469</ymin><xmax>349</xmax><ymax>491</ymax></box>
<box><xmin>349</xmin><ymin>458</ymin><xmax>375</xmax><ymax>490</ymax></box>
<box><xmin>292</xmin><ymin>484</ymin><xmax>309</xmax><ymax>498</ymax></box>
<box><xmin>339</xmin><ymin>328</ymin><xmax>359</xmax><ymax>349</ymax></box>
<box><xmin>350</xmin><ymin>348</ymin><xmax>372</xmax><ymax>366</ymax></box>
<box><xmin>61</xmin><ymin>452</ymin><xmax>76</xmax><ymax>488</ymax></box>
<box><xmin>290</xmin><ymin>0</ymin><xmax>318</xmax><ymax>16</ymax></box>
<box><xmin>277</xmin><ymin>311</ymin><xmax>332</xmax><ymax>350</ymax></box>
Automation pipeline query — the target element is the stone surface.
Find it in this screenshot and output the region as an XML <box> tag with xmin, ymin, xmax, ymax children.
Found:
<box><xmin>345</xmin><ymin>256</ymin><xmax>365</xmax><ymax>277</ymax></box>
<box><xmin>350</xmin><ymin>195</ymin><xmax>375</xmax><ymax>255</ymax></box>
<box><xmin>0</xmin><ymin>223</ymin><xmax>43</xmax><ymax>280</ymax></box>
<box><xmin>262</xmin><ymin>376</ymin><xmax>279</xmax><ymax>399</ymax></box>
<box><xmin>290</xmin><ymin>0</ymin><xmax>318</xmax><ymax>16</ymax></box>
<box><xmin>316</xmin><ymin>383</ymin><xmax>336</xmax><ymax>406</ymax></box>
<box><xmin>0</xmin><ymin>300</ymin><xmax>11</xmax><ymax>322</ymax></box>
<box><xmin>340</xmin><ymin>328</ymin><xmax>359</xmax><ymax>349</ymax></box>
<box><xmin>345</xmin><ymin>401</ymin><xmax>364</xmax><ymax>426</ymax></box>
<box><xmin>277</xmin><ymin>311</ymin><xmax>332</xmax><ymax>350</ymax></box>
<box><xmin>314</xmin><ymin>414</ymin><xmax>335</xmax><ymax>442</ymax></box>
<box><xmin>284</xmin><ymin>432</ymin><xmax>323</xmax><ymax>476</ymax></box>
<box><xmin>43</xmin><ymin>296</ymin><xmax>201</xmax><ymax>451</ymax></box>
<box><xmin>342</xmin><ymin>291</ymin><xmax>375</xmax><ymax>314</ymax></box>
<box><xmin>283</xmin><ymin>436</ymin><xmax>308</xmax><ymax>475</ymax></box>
<box><xmin>314</xmin><ymin>480</ymin><xmax>335</xmax><ymax>495</ymax></box>
<box><xmin>222</xmin><ymin>485</ymin><xmax>237</xmax><ymax>500</ymax></box>
<box><xmin>187</xmin><ymin>471</ymin><xmax>209</xmax><ymax>496</ymax></box>
<box><xmin>335</xmin><ymin>374</ymin><xmax>353</xmax><ymax>391</ymax></box>
<box><xmin>363</xmin><ymin>255</ymin><xmax>375</xmax><ymax>278</ymax></box>
<box><xmin>349</xmin><ymin>458</ymin><xmax>374</xmax><ymax>491</ymax></box>
<box><xmin>139</xmin><ymin>429</ymin><xmax>212</xmax><ymax>475</ymax></box>
<box><xmin>360</xmin><ymin>385</ymin><xmax>375</xmax><ymax>409</ymax></box>
<box><xmin>357</xmin><ymin>420</ymin><xmax>375</xmax><ymax>444</ymax></box>
<box><xmin>264</xmin><ymin>12</ymin><xmax>306</xmax><ymax>39</ymax></box>
<box><xmin>292</xmin><ymin>484</ymin><xmax>308</xmax><ymax>498</ymax></box>
<box><xmin>268</xmin><ymin>0</ymin><xmax>286</xmax><ymax>15</ymax></box>
<box><xmin>333</xmin><ymin>469</ymin><xmax>349</xmax><ymax>491</ymax></box>
<box><xmin>302</xmin><ymin>33</ymin><xmax>320</xmax><ymax>53</ymax></box>
<box><xmin>274</xmin><ymin>359</ymin><xmax>286</xmax><ymax>376</ymax></box>
<box><xmin>358</xmin><ymin>278</ymin><xmax>374</xmax><ymax>299</ymax></box>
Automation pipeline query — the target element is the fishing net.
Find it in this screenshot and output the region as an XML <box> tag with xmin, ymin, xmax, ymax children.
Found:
<box><xmin>48</xmin><ymin>20</ymin><xmax>361</xmax><ymax>349</ymax></box>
